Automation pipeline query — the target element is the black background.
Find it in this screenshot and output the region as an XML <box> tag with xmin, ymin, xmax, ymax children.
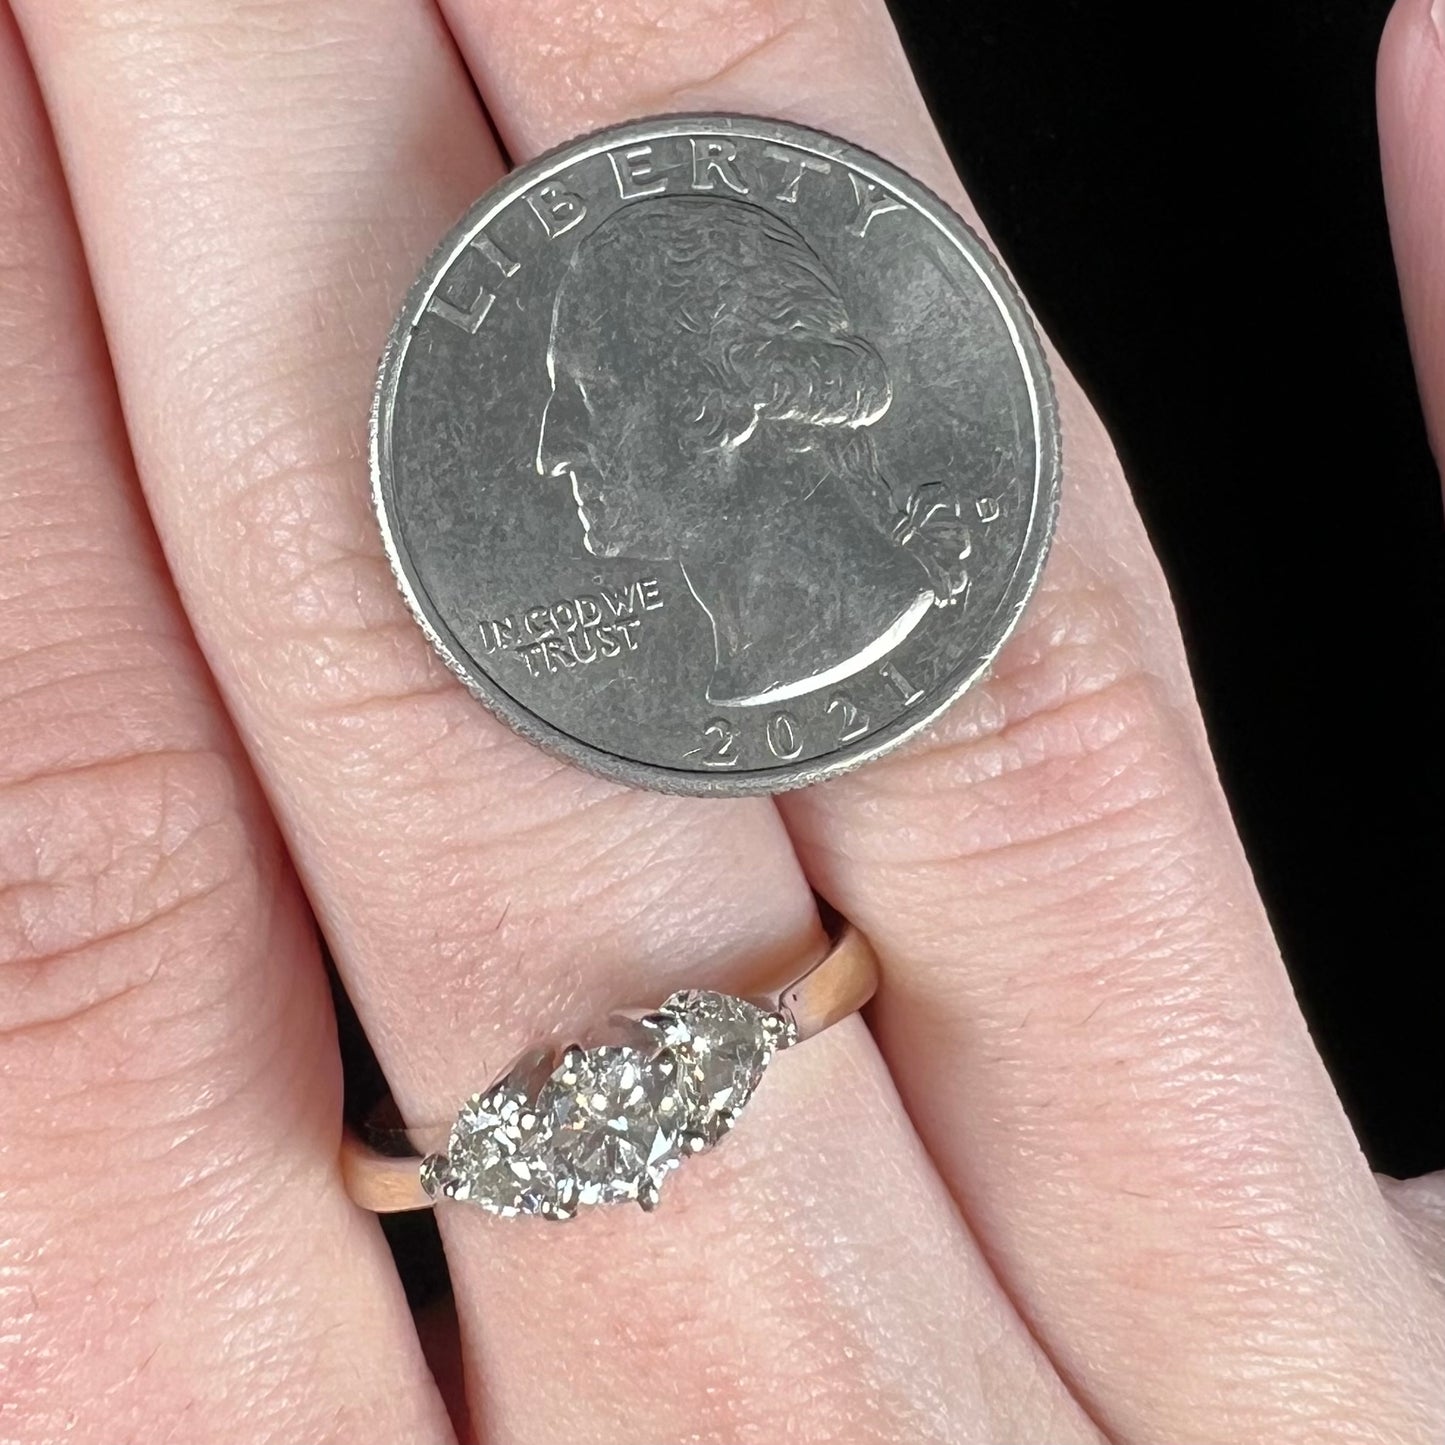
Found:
<box><xmin>883</xmin><ymin>0</ymin><xmax>1443</xmax><ymax>1174</ymax></box>
<box><xmin>361</xmin><ymin>0</ymin><xmax>1445</xmax><ymax>1300</ymax></box>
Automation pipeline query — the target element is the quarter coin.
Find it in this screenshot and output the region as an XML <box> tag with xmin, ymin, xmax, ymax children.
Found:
<box><xmin>372</xmin><ymin>114</ymin><xmax>1060</xmax><ymax>794</ymax></box>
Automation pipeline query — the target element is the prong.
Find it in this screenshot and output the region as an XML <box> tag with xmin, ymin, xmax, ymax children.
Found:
<box><xmin>646</xmin><ymin>1009</ymin><xmax>690</xmax><ymax>1043</ymax></box>
<box><xmin>763</xmin><ymin>1010</ymin><xmax>798</xmax><ymax>1050</ymax></box>
<box><xmin>607</xmin><ymin>1006</ymin><xmax>649</xmax><ymax>1048</ymax></box>
<box><xmin>558</xmin><ymin>1043</ymin><xmax>588</xmax><ymax>1081</ymax></box>
<box><xmin>711</xmin><ymin>1107</ymin><xmax>741</xmax><ymax>1138</ymax></box>
<box><xmin>488</xmin><ymin>1044</ymin><xmax>556</xmax><ymax>1100</ymax></box>
<box><xmin>637</xmin><ymin>1176</ymin><xmax>663</xmax><ymax>1212</ymax></box>
<box><xmin>610</xmin><ymin>1006</ymin><xmax>681</xmax><ymax>1054</ymax></box>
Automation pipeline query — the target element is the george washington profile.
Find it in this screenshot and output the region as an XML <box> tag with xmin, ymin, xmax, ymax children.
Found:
<box><xmin>535</xmin><ymin>193</ymin><xmax>969</xmax><ymax>708</ymax></box>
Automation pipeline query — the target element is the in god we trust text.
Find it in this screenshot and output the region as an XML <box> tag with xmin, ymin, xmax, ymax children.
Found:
<box><xmin>478</xmin><ymin>577</ymin><xmax>664</xmax><ymax>677</ymax></box>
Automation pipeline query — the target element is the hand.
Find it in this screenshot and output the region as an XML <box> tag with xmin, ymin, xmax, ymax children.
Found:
<box><xmin>2</xmin><ymin>3</ymin><xmax>1441</xmax><ymax>1443</ymax></box>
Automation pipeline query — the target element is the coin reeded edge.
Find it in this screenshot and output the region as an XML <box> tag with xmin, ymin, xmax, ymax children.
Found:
<box><xmin>369</xmin><ymin>112</ymin><xmax>1062</xmax><ymax>797</ymax></box>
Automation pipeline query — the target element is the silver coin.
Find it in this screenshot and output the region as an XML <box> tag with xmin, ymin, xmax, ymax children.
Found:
<box><xmin>372</xmin><ymin>115</ymin><xmax>1059</xmax><ymax>795</ymax></box>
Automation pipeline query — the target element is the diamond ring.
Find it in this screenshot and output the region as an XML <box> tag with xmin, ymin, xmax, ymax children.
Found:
<box><xmin>341</xmin><ymin>921</ymin><xmax>879</xmax><ymax>1219</ymax></box>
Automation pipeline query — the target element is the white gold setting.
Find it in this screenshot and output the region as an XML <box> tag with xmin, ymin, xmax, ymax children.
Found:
<box><xmin>420</xmin><ymin>991</ymin><xmax>797</xmax><ymax>1220</ymax></box>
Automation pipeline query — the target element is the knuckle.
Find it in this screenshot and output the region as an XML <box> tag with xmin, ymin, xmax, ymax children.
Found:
<box><xmin>203</xmin><ymin>424</ymin><xmax>458</xmax><ymax>729</ymax></box>
<box><xmin>842</xmin><ymin>576</ymin><xmax>1197</xmax><ymax>871</ymax></box>
<box><xmin>0</xmin><ymin>744</ymin><xmax>265</xmax><ymax>1055</ymax></box>
<box><xmin>801</xmin><ymin>562</ymin><xmax>1239</xmax><ymax>988</ymax></box>
<box><xmin>0</xmin><ymin>619</ymin><xmax>208</xmax><ymax>782</ymax></box>
<box><xmin>183</xmin><ymin>407</ymin><xmax>589</xmax><ymax>806</ymax></box>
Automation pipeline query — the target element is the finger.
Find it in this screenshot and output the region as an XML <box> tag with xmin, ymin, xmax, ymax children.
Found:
<box><xmin>10</xmin><ymin>3</ymin><xmax>1095</xmax><ymax>1442</ymax></box>
<box><xmin>0</xmin><ymin>13</ymin><xmax>450</xmax><ymax>1444</ymax></box>
<box><xmin>1381</xmin><ymin>0</ymin><xmax>1445</xmax><ymax>480</ymax></box>
<box><xmin>443</xmin><ymin>4</ymin><xmax>1445</xmax><ymax>1441</ymax></box>
<box><xmin>1381</xmin><ymin>1175</ymin><xmax>1445</xmax><ymax>1292</ymax></box>
<box><xmin>1359</xmin><ymin>0</ymin><xmax>1445</xmax><ymax>1307</ymax></box>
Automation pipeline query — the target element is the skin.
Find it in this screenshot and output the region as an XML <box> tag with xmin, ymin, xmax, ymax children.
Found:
<box><xmin>0</xmin><ymin>1</ymin><xmax>1441</xmax><ymax>1443</ymax></box>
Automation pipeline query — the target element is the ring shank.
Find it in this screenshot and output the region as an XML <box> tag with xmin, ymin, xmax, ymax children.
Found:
<box><xmin>777</xmin><ymin>922</ymin><xmax>878</xmax><ymax>1042</ymax></box>
<box><xmin>340</xmin><ymin>921</ymin><xmax>879</xmax><ymax>1214</ymax></box>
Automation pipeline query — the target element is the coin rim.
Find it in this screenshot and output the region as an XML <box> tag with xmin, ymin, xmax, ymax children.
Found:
<box><xmin>371</xmin><ymin>112</ymin><xmax>1061</xmax><ymax>796</ymax></box>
